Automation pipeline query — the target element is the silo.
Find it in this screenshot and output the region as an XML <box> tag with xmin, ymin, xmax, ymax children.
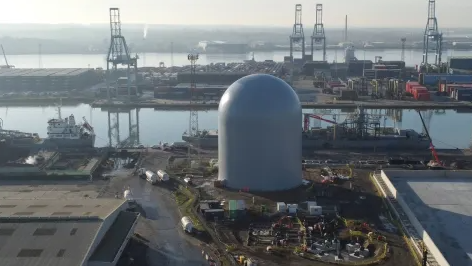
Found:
<box><xmin>218</xmin><ymin>74</ymin><xmax>302</xmax><ymax>191</ymax></box>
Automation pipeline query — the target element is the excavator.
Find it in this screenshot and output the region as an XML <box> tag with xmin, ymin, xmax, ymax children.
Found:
<box><xmin>417</xmin><ymin>111</ymin><xmax>443</xmax><ymax>169</ymax></box>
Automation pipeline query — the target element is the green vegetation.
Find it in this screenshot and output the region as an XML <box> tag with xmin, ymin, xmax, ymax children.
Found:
<box><xmin>173</xmin><ymin>185</ymin><xmax>205</xmax><ymax>231</ymax></box>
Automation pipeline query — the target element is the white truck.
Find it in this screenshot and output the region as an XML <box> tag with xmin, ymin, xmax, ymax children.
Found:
<box><xmin>170</xmin><ymin>142</ymin><xmax>189</xmax><ymax>150</ymax></box>
<box><xmin>146</xmin><ymin>170</ymin><xmax>158</xmax><ymax>185</ymax></box>
<box><xmin>181</xmin><ymin>216</ymin><xmax>194</xmax><ymax>233</ymax></box>
<box><xmin>157</xmin><ymin>170</ymin><xmax>169</xmax><ymax>181</ymax></box>
<box><xmin>123</xmin><ymin>189</ymin><xmax>137</xmax><ymax>208</ymax></box>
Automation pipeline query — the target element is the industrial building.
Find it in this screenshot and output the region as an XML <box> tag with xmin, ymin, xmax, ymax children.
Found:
<box><xmin>154</xmin><ymin>83</ymin><xmax>227</xmax><ymax>101</ymax></box>
<box><xmin>373</xmin><ymin>169</ymin><xmax>472</xmax><ymax>266</ymax></box>
<box><xmin>0</xmin><ymin>68</ymin><xmax>102</xmax><ymax>92</ymax></box>
<box><xmin>218</xmin><ymin>74</ymin><xmax>302</xmax><ymax>191</ymax></box>
<box><xmin>0</xmin><ymin>198</ymin><xmax>138</xmax><ymax>266</ymax></box>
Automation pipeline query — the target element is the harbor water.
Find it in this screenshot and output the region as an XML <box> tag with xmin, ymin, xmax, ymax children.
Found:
<box><xmin>5</xmin><ymin>49</ymin><xmax>471</xmax><ymax>69</ymax></box>
<box><xmin>1</xmin><ymin>105</ymin><xmax>471</xmax><ymax>149</ymax></box>
<box><xmin>3</xmin><ymin>49</ymin><xmax>472</xmax><ymax>149</ymax></box>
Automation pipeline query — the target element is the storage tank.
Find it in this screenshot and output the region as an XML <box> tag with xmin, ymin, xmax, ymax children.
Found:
<box><xmin>146</xmin><ymin>170</ymin><xmax>158</xmax><ymax>184</ymax></box>
<box><xmin>218</xmin><ymin>74</ymin><xmax>302</xmax><ymax>191</ymax></box>
<box><xmin>157</xmin><ymin>170</ymin><xmax>169</xmax><ymax>181</ymax></box>
<box><xmin>181</xmin><ymin>216</ymin><xmax>194</xmax><ymax>233</ymax></box>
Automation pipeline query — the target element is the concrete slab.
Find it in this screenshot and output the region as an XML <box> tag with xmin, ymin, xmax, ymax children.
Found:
<box><xmin>383</xmin><ymin>170</ymin><xmax>472</xmax><ymax>266</ymax></box>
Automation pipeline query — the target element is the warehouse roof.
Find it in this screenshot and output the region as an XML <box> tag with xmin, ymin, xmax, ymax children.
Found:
<box><xmin>383</xmin><ymin>170</ymin><xmax>472</xmax><ymax>266</ymax></box>
<box><xmin>0</xmin><ymin>220</ymin><xmax>101</xmax><ymax>266</ymax></box>
<box><xmin>0</xmin><ymin>198</ymin><xmax>135</xmax><ymax>266</ymax></box>
<box><xmin>0</xmin><ymin>182</ymin><xmax>105</xmax><ymax>200</ymax></box>
<box><xmin>0</xmin><ymin>199</ymin><xmax>123</xmax><ymax>220</ymax></box>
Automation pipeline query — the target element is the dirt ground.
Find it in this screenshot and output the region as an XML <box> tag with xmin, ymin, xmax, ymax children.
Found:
<box><xmin>197</xmin><ymin>168</ymin><xmax>417</xmax><ymax>266</ymax></box>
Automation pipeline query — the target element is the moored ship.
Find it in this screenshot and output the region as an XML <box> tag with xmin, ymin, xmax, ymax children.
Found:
<box><xmin>182</xmin><ymin>108</ymin><xmax>430</xmax><ymax>150</ymax></box>
<box><xmin>42</xmin><ymin>114</ymin><xmax>95</xmax><ymax>149</ymax></box>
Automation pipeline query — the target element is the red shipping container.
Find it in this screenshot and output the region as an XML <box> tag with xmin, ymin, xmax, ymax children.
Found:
<box><xmin>409</xmin><ymin>84</ymin><xmax>423</xmax><ymax>94</ymax></box>
<box><xmin>416</xmin><ymin>93</ymin><xmax>430</xmax><ymax>101</ymax></box>
<box><xmin>406</xmin><ymin>82</ymin><xmax>420</xmax><ymax>93</ymax></box>
<box><xmin>412</xmin><ymin>87</ymin><xmax>428</xmax><ymax>99</ymax></box>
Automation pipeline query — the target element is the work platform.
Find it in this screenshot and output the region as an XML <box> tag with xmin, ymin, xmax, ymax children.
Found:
<box><xmin>92</xmin><ymin>99</ymin><xmax>472</xmax><ymax>110</ymax></box>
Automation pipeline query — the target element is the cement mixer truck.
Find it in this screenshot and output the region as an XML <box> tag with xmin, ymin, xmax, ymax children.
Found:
<box><xmin>123</xmin><ymin>189</ymin><xmax>137</xmax><ymax>209</ymax></box>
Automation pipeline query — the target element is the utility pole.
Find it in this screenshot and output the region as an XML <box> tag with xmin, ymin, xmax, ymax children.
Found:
<box><xmin>289</xmin><ymin>4</ymin><xmax>305</xmax><ymax>62</ymax></box>
<box><xmin>401</xmin><ymin>37</ymin><xmax>406</xmax><ymax>62</ymax></box>
<box><xmin>311</xmin><ymin>4</ymin><xmax>326</xmax><ymax>61</ymax></box>
<box><xmin>38</xmin><ymin>43</ymin><xmax>42</xmax><ymax>68</ymax></box>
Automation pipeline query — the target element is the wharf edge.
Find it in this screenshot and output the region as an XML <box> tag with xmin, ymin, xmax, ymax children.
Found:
<box><xmin>91</xmin><ymin>101</ymin><xmax>472</xmax><ymax>110</ymax></box>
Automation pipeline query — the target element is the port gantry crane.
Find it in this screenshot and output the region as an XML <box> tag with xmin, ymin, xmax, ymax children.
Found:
<box><xmin>289</xmin><ymin>4</ymin><xmax>305</xmax><ymax>62</ymax></box>
<box><xmin>422</xmin><ymin>0</ymin><xmax>443</xmax><ymax>73</ymax></box>
<box><xmin>106</xmin><ymin>7</ymin><xmax>138</xmax><ymax>101</ymax></box>
<box><xmin>400</xmin><ymin>37</ymin><xmax>406</xmax><ymax>62</ymax></box>
<box><xmin>311</xmin><ymin>4</ymin><xmax>326</xmax><ymax>62</ymax></box>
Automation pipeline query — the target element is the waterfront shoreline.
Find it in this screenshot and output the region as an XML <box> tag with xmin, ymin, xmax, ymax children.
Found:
<box><xmin>91</xmin><ymin>100</ymin><xmax>472</xmax><ymax>110</ymax></box>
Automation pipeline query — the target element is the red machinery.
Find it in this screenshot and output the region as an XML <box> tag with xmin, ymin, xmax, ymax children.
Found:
<box><xmin>272</xmin><ymin>216</ymin><xmax>293</xmax><ymax>229</ymax></box>
<box><xmin>417</xmin><ymin>111</ymin><xmax>442</xmax><ymax>167</ymax></box>
<box><xmin>303</xmin><ymin>114</ymin><xmax>337</xmax><ymax>131</ymax></box>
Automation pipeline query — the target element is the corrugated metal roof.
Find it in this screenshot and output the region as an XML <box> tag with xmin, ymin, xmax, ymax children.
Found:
<box><xmin>0</xmin><ymin>220</ymin><xmax>100</xmax><ymax>266</ymax></box>
<box><xmin>0</xmin><ymin>199</ymin><xmax>124</xmax><ymax>220</ymax></box>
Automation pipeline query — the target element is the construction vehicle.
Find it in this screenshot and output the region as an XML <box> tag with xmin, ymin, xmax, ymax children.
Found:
<box><xmin>417</xmin><ymin>111</ymin><xmax>443</xmax><ymax>169</ymax></box>
<box><xmin>272</xmin><ymin>216</ymin><xmax>293</xmax><ymax>229</ymax></box>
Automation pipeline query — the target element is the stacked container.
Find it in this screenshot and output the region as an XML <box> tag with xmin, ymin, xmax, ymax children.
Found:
<box><xmin>228</xmin><ymin>200</ymin><xmax>246</xmax><ymax>220</ymax></box>
<box><xmin>411</xmin><ymin>86</ymin><xmax>430</xmax><ymax>101</ymax></box>
<box><xmin>455</xmin><ymin>88</ymin><xmax>472</xmax><ymax>101</ymax></box>
<box><xmin>405</xmin><ymin>81</ymin><xmax>420</xmax><ymax>94</ymax></box>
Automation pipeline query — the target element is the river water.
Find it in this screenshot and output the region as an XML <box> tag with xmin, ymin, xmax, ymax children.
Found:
<box><xmin>2</xmin><ymin>49</ymin><xmax>472</xmax><ymax>149</ymax></box>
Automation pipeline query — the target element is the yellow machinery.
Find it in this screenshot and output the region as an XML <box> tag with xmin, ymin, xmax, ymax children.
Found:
<box><xmin>371</xmin><ymin>79</ymin><xmax>380</xmax><ymax>95</ymax></box>
<box><xmin>348</xmin><ymin>78</ymin><xmax>368</xmax><ymax>96</ymax></box>
<box><xmin>387</xmin><ymin>79</ymin><xmax>403</xmax><ymax>99</ymax></box>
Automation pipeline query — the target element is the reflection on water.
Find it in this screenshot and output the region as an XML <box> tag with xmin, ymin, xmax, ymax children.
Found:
<box><xmin>0</xmin><ymin>104</ymin><xmax>470</xmax><ymax>149</ymax></box>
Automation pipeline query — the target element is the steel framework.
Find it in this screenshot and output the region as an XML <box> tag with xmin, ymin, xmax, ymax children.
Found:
<box><xmin>401</xmin><ymin>38</ymin><xmax>406</xmax><ymax>62</ymax></box>
<box><xmin>289</xmin><ymin>4</ymin><xmax>305</xmax><ymax>62</ymax></box>
<box><xmin>106</xmin><ymin>8</ymin><xmax>138</xmax><ymax>100</ymax></box>
<box><xmin>311</xmin><ymin>4</ymin><xmax>326</xmax><ymax>61</ymax></box>
<box><xmin>107</xmin><ymin>108</ymin><xmax>141</xmax><ymax>148</ymax></box>
<box><xmin>188</xmin><ymin>52</ymin><xmax>199</xmax><ymax>137</ymax></box>
<box><xmin>422</xmin><ymin>0</ymin><xmax>443</xmax><ymax>70</ymax></box>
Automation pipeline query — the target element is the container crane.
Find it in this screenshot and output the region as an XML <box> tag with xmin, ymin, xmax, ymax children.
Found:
<box><xmin>0</xmin><ymin>45</ymin><xmax>13</xmax><ymax>69</ymax></box>
<box><xmin>417</xmin><ymin>110</ymin><xmax>442</xmax><ymax>168</ymax></box>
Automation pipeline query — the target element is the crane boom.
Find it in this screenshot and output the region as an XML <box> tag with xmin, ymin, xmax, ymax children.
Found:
<box><xmin>417</xmin><ymin>110</ymin><xmax>441</xmax><ymax>166</ymax></box>
<box><xmin>303</xmin><ymin>114</ymin><xmax>337</xmax><ymax>131</ymax></box>
<box><xmin>1</xmin><ymin>45</ymin><xmax>9</xmax><ymax>67</ymax></box>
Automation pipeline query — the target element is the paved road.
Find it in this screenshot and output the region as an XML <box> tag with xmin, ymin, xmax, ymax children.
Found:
<box><xmin>102</xmin><ymin>168</ymin><xmax>207</xmax><ymax>266</ymax></box>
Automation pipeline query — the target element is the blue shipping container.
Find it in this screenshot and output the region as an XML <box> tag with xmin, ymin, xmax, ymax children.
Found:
<box><xmin>455</xmin><ymin>88</ymin><xmax>472</xmax><ymax>101</ymax></box>
<box><xmin>422</xmin><ymin>74</ymin><xmax>472</xmax><ymax>86</ymax></box>
<box><xmin>456</xmin><ymin>94</ymin><xmax>472</xmax><ymax>101</ymax></box>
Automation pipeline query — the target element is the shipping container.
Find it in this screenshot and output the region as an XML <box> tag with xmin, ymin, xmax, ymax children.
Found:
<box><xmin>455</xmin><ymin>88</ymin><xmax>472</xmax><ymax>101</ymax></box>
<box><xmin>412</xmin><ymin>86</ymin><xmax>428</xmax><ymax>99</ymax></box>
<box><xmin>420</xmin><ymin>74</ymin><xmax>472</xmax><ymax>86</ymax></box>
<box><xmin>416</xmin><ymin>92</ymin><xmax>430</xmax><ymax>101</ymax></box>
<box><xmin>449</xmin><ymin>57</ymin><xmax>472</xmax><ymax>71</ymax></box>
<box><xmin>405</xmin><ymin>81</ymin><xmax>420</xmax><ymax>93</ymax></box>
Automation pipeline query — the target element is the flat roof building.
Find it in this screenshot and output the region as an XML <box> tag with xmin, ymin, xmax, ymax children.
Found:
<box><xmin>374</xmin><ymin>170</ymin><xmax>472</xmax><ymax>266</ymax></box>
<box><xmin>0</xmin><ymin>198</ymin><xmax>139</xmax><ymax>266</ymax></box>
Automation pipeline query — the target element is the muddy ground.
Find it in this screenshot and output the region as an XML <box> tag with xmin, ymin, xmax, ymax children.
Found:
<box><xmin>196</xmin><ymin>168</ymin><xmax>417</xmax><ymax>266</ymax></box>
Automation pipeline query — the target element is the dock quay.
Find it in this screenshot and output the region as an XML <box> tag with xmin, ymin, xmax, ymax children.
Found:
<box><xmin>0</xmin><ymin>149</ymin><xmax>109</xmax><ymax>181</ymax></box>
<box><xmin>92</xmin><ymin>99</ymin><xmax>472</xmax><ymax>110</ymax></box>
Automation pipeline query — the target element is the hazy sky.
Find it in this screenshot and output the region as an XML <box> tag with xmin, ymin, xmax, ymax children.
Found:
<box><xmin>0</xmin><ymin>0</ymin><xmax>471</xmax><ymax>28</ymax></box>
